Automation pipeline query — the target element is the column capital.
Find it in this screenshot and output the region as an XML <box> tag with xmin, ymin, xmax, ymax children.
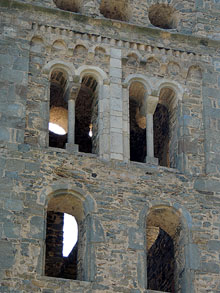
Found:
<box><xmin>146</xmin><ymin>95</ymin><xmax>159</xmax><ymax>114</ymax></box>
<box><xmin>69</xmin><ymin>80</ymin><xmax>81</xmax><ymax>100</ymax></box>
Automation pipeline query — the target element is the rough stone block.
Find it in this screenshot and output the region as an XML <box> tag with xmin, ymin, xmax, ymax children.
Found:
<box><xmin>5</xmin><ymin>199</ymin><xmax>23</xmax><ymax>212</ymax></box>
<box><xmin>0</xmin><ymin>127</ymin><xmax>10</xmax><ymax>141</ymax></box>
<box><xmin>13</xmin><ymin>57</ymin><xmax>29</xmax><ymax>72</ymax></box>
<box><xmin>208</xmin><ymin>240</ymin><xmax>220</xmax><ymax>251</ymax></box>
<box><xmin>0</xmin><ymin>241</ymin><xmax>15</xmax><ymax>269</ymax></box>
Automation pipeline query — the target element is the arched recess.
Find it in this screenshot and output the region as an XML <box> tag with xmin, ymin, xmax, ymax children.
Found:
<box><xmin>129</xmin><ymin>81</ymin><xmax>147</xmax><ymax>162</ymax></box>
<box><xmin>145</xmin><ymin>204</ymin><xmax>193</xmax><ymax>293</ymax></box>
<box><xmin>187</xmin><ymin>65</ymin><xmax>203</xmax><ymax>81</ymax></box>
<box><xmin>30</xmin><ymin>36</ymin><xmax>45</xmax><ymax>53</ymax></box>
<box><xmin>100</xmin><ymin>0</ymin><xmax>131</xmax><ymax>22</ymax></box>
<box><xmin>44</xmin><ymin>188</ymin><xmax>97</xmax><ymax>281</ymax></box>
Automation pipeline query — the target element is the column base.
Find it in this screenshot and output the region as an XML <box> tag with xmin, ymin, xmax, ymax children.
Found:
<box><xmin>145</xmin><ymin>156</ymin><xmax>158</xmax><ymax>165</ymax></box>
<box><xmin>65</xmin><ymin>143</ymin><xmax>79</xmax><ymax>153</ymax></box>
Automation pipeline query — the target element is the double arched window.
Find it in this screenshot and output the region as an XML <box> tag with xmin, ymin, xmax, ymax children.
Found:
<box><xmin>128</xmin><ymin>79</ymin><xmax>179</xmax><ymax>167</ymax></box>
<box><xmin>47</xmin><ymin>65</ymin><xmax>104</xmax><ymax>155</ymax></box>
<box><xmin>45</xmin><ymin>62</ymin><xmax>182</xmax><ymax>169</ymax></box>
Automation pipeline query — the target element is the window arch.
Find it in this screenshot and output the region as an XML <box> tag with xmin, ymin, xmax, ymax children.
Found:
<box><xmin>75</xmin><ymin>75</ymin><xmax>99</xmax><ymax>154</ymax></box>
<box><xmin>45</xmin><ymin>193</ymin><xmax>85</xmax><ymax>280</ymax></box>
<box><xmin>49</xmin><ymin>68</ymin><xmax>69</xmax><ymax>149</ymax></box>
<box><xmin>146</xmin><ymin>206</ymin><xmax>185</xmax><ymax>292</ymax></box>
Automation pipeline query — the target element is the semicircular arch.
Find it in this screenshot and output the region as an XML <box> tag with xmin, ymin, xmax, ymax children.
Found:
<box><xmin>42</xmin><ymin>60</ymin><xmax>76</xmax><ymax>82</ymax></box>
<box><xmin>76</xmin><ymin>65</ymin><xmax>108</xmax><ymax>84</ymax></box>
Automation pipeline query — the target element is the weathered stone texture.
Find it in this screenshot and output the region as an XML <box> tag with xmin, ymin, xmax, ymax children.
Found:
<box><xmin>0</xmin><ymin>0</ymin><xmax>220</xmax><ymax>292</ymax></box>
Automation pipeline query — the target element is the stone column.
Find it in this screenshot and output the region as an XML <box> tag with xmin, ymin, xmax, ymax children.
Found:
<box><xmin>145</xmin><ymin>95</ymin><xmax>159</xmax><ymax>165</ymax></box>
<box><xmin>65</xmin><ymin>77</ymin><xmax>80</xmax><ymax>152</ymax></box>
<box><xmin>68</xmin><ymin>98</ymin><xmax>75</xmax><ymax>144</ymax></box>
<box><xmin>146</xmin><ymin>113</ymin><xmax>154</xmax><ymax>158</ymax></box>
<box><xmin>109</xmin><ymin>47</ymin><xmax>124</xmax><ymax>161</ymax></box>
<box><xmin>99</xmin><ymin>79</ymin><xmax>111</xmax><ymax>160</ymax></box>
<box><xmin>122</xmin><ymin>83</ymin><xmax>129</xmax><ymax>162</ymax></box>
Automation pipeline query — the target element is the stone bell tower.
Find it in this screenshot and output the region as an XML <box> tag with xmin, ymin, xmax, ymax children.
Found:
<box><xmin>0</xmin><ymin>0</ymin><xmax>220</xmax><ymax>292</ymax></box>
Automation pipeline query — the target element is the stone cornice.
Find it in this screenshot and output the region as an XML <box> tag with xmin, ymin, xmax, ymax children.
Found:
<box><xmin>1</xmin><ymin>0</ymin><xmax>220</xmax><ymax>55</ymax></box>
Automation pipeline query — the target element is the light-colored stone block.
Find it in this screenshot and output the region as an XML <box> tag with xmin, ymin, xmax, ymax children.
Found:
<box><xmin>110</xmin><ymin>153</ymin><xmax>123</xmax><ymax>160</ymax></box>
<box><xmin>110</xmin><ymin>67</ymin><xmax>122</xmax><ymax>78</ymax></box>
<box><xmin>110</xmin><ymin>84</ymin><xmax>122</xmax><ymax>99</ymax></box>
<box><xmin>111</xmin><ymin>98</ymin><xmax>123</xmax><ymax>112</ymax></box>
<box><xmin>111</xmin><ymin>115</ymin><xmax>123</xmax><ymax>129</ymax></box>
<box><xmin>111</xmin><ymin>132</ymin><xmax>123</xmax><ymax>153</ymax></box>
<box><xmin>110</xmin><ymin>48</ymin><xmax>122</xmax><ymax>59</ymax></box>
<box><xmin>110</xmin><ymin>58</ymin><xmax>122</xmax><ymax>68</ymax></box>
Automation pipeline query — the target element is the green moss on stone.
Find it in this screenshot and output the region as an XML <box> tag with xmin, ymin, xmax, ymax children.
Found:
<box><xmin>0</xmin><ymin>0</ymin><xmax>11</xmax><ymax>8</ymax></box>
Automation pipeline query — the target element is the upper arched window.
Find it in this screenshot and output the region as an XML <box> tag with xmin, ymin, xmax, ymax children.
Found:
<box><xmin>75</xmin><ymin>75</ymin><xmax>99</xmax><ymax>154</ymax></box>
<box><xmin>129</xmin><ymin>81</ymin><xmax>147</xmax><ymax>162</ymax></box>
<box><xmin>49</xmin><ymin>69</ymin><xmax>68</xmax><ymax>149</ymax></box>
<box><xmin>100</xmin><ymin>0</ymin><xmax>131</xmax><ymax>22</ymax></box>
<box><xmin>154</xmin><ymin>87</ymin><xmax>177</xmax><ymax>167</ymax></box>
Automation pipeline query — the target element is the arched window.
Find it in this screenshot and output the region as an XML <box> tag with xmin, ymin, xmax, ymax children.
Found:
<box><xmin>147</xmin><ymin>206</ymin><xmax>184</xmax><ymax>292</ymax></box>
<box><xmin>154</xmin><ymin>87</ymin><xmax>177</xmax><ymax>167</ymax></box>
<box><xmin>129</xmin><ymin>81</ymin><xmax>147</xmax><ymax>162</ymax></box>
<box><xmin>45</xmin><ymin>193</ymin><xmax>85</xmax><ymax>280</ymax></box>
<box><xmin>75</xmin><ymin>75</ymin><xmax>99</xmax><ymax>154</ymax></box>
<box><xmin>49</xmin><ymin>69</ymin><xmax>68</xmax><ymax>149</ymax></box>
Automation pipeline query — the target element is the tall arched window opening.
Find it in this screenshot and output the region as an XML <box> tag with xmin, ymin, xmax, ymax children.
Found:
<box><xmin>147</xmin><ymin>206</ymin><xmax>184</xmax><ymax>292</ymax></box>
<box><xmin>129</xmin><ymin>82</ymin><xmax>147</xmax><ymax>162</ymax></box>
<box><xmin>45</xmin><ymin>194</ymin><xmax>85</xmax><ymax>280</ymax></box>
<box><xmin>49</xmin><ymin>69</ymin><xmax>68</xmax><ymax>149</ymax></box>
<box><xmin>153</xmin><ymin>88</ymin><xmax>177</xmax><ymax>167</ymax></box>
<box><xmin>75</xmin><ymin>75</ymin><xmax>99</xmax><ymax>154</ymax></box>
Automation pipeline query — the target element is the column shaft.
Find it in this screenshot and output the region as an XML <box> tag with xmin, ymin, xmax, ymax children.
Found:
<box><xmin>68</xmin><ymin>99</ymin><xmax>75</xmax><ymax>144</ymax></box>
<box><xmin>146</xmin><ymin>113</ymin><xmax>154</xmax><ymax>158</ymax></box>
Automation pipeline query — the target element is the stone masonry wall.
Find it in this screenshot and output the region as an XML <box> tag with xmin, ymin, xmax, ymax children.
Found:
<box><xmin>0</xmin><ymin>1</ymin><xmax>220</xmax><ymax>293</ymax></box>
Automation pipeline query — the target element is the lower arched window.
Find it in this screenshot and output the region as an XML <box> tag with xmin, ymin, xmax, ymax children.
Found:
<box><xmin>45</xmin><ymin>194</ymin><xmax>85</xmax><ymax>280</ymax></box>
<box><xmin>147</xmin><ymin>206</ymin><xmax>185</xmax><ymax>292</ymax></box>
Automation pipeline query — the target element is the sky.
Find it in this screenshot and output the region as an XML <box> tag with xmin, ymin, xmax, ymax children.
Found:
<box><xmin>62</xmin><ymin>213</ymin><xmax>78</xmax><ymax>257</ymax></box>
